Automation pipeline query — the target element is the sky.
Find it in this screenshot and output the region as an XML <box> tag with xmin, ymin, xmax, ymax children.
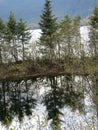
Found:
<box><xmin>0</xmin><ymin>0</ymin><xmax>98</xmax><ymax>23</ymax></box>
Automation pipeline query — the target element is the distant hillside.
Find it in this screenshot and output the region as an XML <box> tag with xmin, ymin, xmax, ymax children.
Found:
<box><xmin>0</xmin><ymin>0</ymin><xmax>98</xmax><ymax>23</ymax></box>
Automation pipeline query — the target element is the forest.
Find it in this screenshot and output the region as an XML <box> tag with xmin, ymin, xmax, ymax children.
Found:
<box><xmin>0</xmin><ymin>4</ymin><xmax>97</xmax><ymax>80</ymax></box>
<box><xmin>0</xmin><ymin>0</ymin><xmax>98</xmax><ymax>130</ymax></box>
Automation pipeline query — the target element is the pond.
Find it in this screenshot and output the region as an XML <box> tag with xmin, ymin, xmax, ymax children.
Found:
<box><xmin>0</xmin><ymin>75</ymin><xmax>97</xmax><ymax>130</ymax></box>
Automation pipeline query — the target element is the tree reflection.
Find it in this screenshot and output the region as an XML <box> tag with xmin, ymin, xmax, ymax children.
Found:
<box><xmin>0</xmin><ymin>80</ymin><xmax>36</xmax><ymax>126</ymax></box>
<box><xmin>42</xmin><ymin>75</ymin><xmax>85</xmax><ymax>130</ymax></box>
<box><xmin>0</xmin><ymin>75</ymin><xmax>85</xmax><ymax>129</ymax></box>
<box><xmin>42</xmin><ymin>77</ymin><xmax>64</xmax><ymax>130</ymax></box>
<box><xmin>62</xmin><ymin>75</ymin><xmax>84</xmax><ymax>112</ymax></box>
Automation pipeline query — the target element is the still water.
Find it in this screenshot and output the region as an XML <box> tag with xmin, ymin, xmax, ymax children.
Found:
<box><xmin>0</xmin><ymin>75</ymin><xmax>97</xmax><ymax>130</ymax></box>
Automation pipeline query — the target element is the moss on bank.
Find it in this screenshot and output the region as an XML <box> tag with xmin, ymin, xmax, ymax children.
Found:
<box><xmin>0</xmin><ymin>58</ymin><xmax>97</xmax><ymax>82</ymax></box>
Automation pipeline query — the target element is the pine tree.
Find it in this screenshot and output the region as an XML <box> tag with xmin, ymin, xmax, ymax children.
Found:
<box><xmin>0</xmin><ymin>18</ymin><xmax>5</xmax><ymax>63</ymax></box>
<box><xmin>39</xmin><ymin>0</ymin><xmax>57</xmax><ymax>62</ymax></box>
<box><xmin>5</xmin><ymin>12</ymin><xmax>18</xmax><ymax>61</ymax></box>
<box><xmin>17</xmin><ymin>18</ymin><xmax>31</xmax><ymax>61</ymax></box>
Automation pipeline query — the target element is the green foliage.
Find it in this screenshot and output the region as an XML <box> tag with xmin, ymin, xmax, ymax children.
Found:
<box><xmin>17</xmin><ymin>18</ymin><xmax>31</xmax><ymax>60</ymax></box>
<box><xmin>0</xmin><ymin>3</ymin><xmax>98</xmax><ymax>130</ymax></box>
<box><xmin>0</xmin><ymin>18</ymin><xmax>5</xmax><ymax>39</ymax></box>
<box><xmin>39</xmin><ymin>0</ymin><xmax>57</xmax><ymax>60</ymax></box>
<box><xmin>39</xmin><ymin>0</ymin><xmax>57</xmax><ymax>39</ymax></box>
<box><xmin>4</xmin><ymin>12</ymin><xmax>18</xmax><ymax>61</ymax></box>
<box><xmin>5</xmin><ymin>12</ymin><xmax>17</xmax><ymax>44</ymax></box>
<box><xmin>42</xmin><ymin>77</ymin><xmax>64</xmax><ymax>129</ymax></box>
<box><xmin>58</xmin><ymin>14</ymin><xmax>81</xmax><ymax>63</ymax></box>
<box><xmin>0</xmin><ymin>81</ymin><xmax>36</xmax><ymax>126</ymax></box>
<box><xmin>89</xmin><ymin>6</ymin><xmax>98</xmax><ymax>57</ymax></box>
<box><xmin>0</xmin><ymin>18</ymin><xmax>5</xmax><ymax>63</ymax></box>
<box><xmin>89</xmin><ymin>7</ymin><xmax>98</xmax><ymax>113</ymax></box>
<box><xmin>17</xmin><ymin>18</ymin><xmax>31</xmax><ymax>42</ymax></box>
<box><xmin>7</xmin><ymin>12</ymin><xmax>17</xmax><ymax>36</ymax></box>
<box><xmin>62</xmin><ymin>75</ymin><xmax>85</xmax><ymax>113</ymax></box>
<box><xmin>90</xmin><ymin>6</ymin><xmax>98</xmax><ymax>28</ymax></box>
<box><xmin>0</xmin><ymin>11</ymin><xmax>31</xmax><ymax>63</ymax></box>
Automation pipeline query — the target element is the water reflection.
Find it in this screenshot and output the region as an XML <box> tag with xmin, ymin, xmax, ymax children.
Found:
<box><xmin>0</xmin><ymin>75</ymin><xmax>96</xmax><ymax>129</ymax></box>
<box><xmin>42</xmin><ymin>75</ymin><xmax>84</xmax><ymax>129</ymax></box>
<box><xmin>0</xmin><ymin>80</ymin><xmax>36</xmax><ymax>126</ymax></box>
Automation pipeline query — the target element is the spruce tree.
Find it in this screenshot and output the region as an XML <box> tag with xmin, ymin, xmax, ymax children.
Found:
<box><xmin>0</xmin><ymin>18</ymin><xmax>5</xmax><ymax>63</ymax></box>
<box><xmin>39</xmin><ymin>0</ymin><xmax>57</xmax><ymax>62</ymax></box>
<box><xmin>5</xmin><ymin>12</ymin><xmax>18</xmax><ymax>61</ymax></box>
<box><xmin>17</xmin><ymin>18</ymin><xmax>31</xmax><ymax>61</ymax></box>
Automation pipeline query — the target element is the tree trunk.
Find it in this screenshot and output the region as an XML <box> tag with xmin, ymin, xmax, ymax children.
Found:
<box><xmin>22</xmin><ymin>41</ymin><xmax>25</xmax><ymax>61</ymax></box>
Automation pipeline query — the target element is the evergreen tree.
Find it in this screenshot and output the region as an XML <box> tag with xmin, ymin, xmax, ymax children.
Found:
<box><xmin>39</xmin><ymin>0</ymin><xmax>57</xmax><ymax>62</ymax></box>
<box><xmin>0</xmin><ymin>18</ymin><xmax>5</xmax><ymax>63</ymax></box>
<box><xmin>17</xmin><ymin>18</ymin><xmax>31</xmax><ymax>61</ymax></box>
<box><xmin>5</xmin><ymin>12</ymin><xmax>18</xmax><ymax>62</ymax></box>
<box><xmin>89</xmin><ymin>6</ymin><xmax>98</xmax><ymax>58</ymax></box>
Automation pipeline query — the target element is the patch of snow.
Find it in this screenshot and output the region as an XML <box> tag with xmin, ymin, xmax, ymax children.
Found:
<box><xmin>80</xmin><ymin>26</ymin><xmax>90</xmax><ymax>44</ymax></box>
<box><xmin>29</xmin><ymin>29</ymin><xmax>42</xmax><ymax>43</ymax></box>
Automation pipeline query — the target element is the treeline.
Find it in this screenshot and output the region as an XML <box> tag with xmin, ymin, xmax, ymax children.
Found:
<box><xmin>0</xmin><ymin>0</ymin><xmax>98</xmax><ymax>65</ymax></box>
<box><xmin>38</xmin><ymin>0</ymin><xmax>98</xmax><ymax>65</ymax></box>
<box><xmin>0</xmin><ymin>1</ymin><xmax>98</xmax><ymax>129</ymax></box>
<box><xmin>0</xmin><ymin>12</ymin><xmax>31</xmax><ymax>63</ymax></box>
